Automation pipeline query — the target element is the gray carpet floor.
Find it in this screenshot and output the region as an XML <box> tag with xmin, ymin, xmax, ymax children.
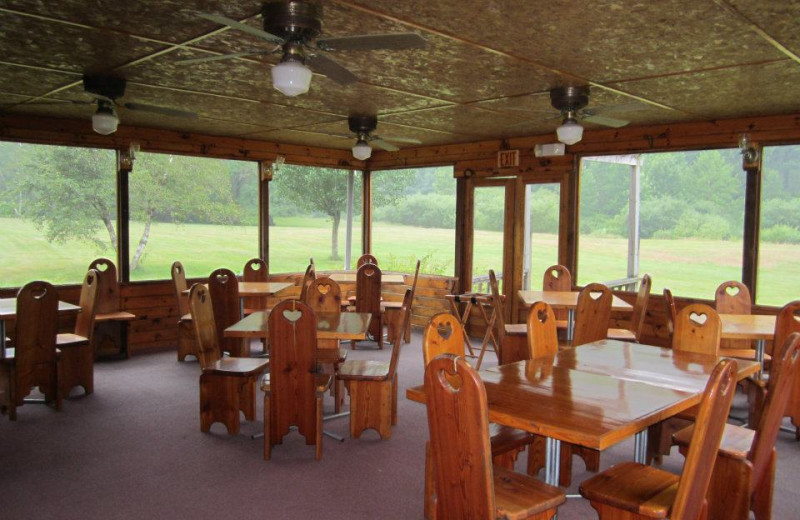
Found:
<box><xmin>1</xmin><ymin>332</ymin><xmax>798</xmax><ymax>519</ymax></box>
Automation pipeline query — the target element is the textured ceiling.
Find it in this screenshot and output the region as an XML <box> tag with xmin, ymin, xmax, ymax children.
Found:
<box><xmin>0</xmin><ymin>0</ymin><xmax>798</xmax><ymax>151</ymax></box>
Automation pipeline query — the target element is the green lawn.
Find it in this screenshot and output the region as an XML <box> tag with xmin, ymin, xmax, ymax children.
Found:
<box><xmin>0</xmin><ymin>216</ymin><xmax>797</xmax><ymax>306</ymax></box>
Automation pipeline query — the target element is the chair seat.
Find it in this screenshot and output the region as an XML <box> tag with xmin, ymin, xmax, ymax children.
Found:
<box><xmin>580</xmin><ymin>462</ymin><xmax>679</xmax><ymax>518</ymax></box>
<box><xmin>675</xmin><ymin>404</ymin><xmax>700</xmax><ymax>421</ymax></box>
<box><xmin>505</xmin><ymin>324</ymin><xmax>527</xmax><ymax>336</ymax></box>
<box><xmin>672</xmin><ymin>422</ymin><xmax>753</xmax><ymax>460</ymax></box>
<box><xmin>493</xmin><ymin>466</ymin><xmax>566</xmax><ymax>520</ymax></box>
<box><xmin>95</xmin><ymin>311</ymin><xmax>137</xmax><ymax>322</ymax></box>
<box><xmin>336</xmin><ymin>359</ymin><xmax>390</xmax><ymax>381</ymax></box>
<box><xmin>380</xmin><ymin>300</ymin><xmax>403</xmax><ymax>311</ymax></box>
<box><xmin>260</xmin><ymin>373</ymin><xmax>332</xmax><ymax>393</ymax></box>
<box><xmin>56</xmin><ymin>333</ymin><xmax>89</xmax><ymax>347</ymax></box>
<box><xmin>203</xmin><ymin>357</ymin><xmax>269</xmax><ymax>377</ymax></box>
<box><xmin>489</xmin><ymin>424</ymin><xmax>535</xmax><ymax>457</ymax></box>
<box><xmin>607</xmin><ymin>327</ymin><xmax>636</xmax><ymax>341</ymax></box>
<box><xmin>555</xmin><ymin>319</ymin><xmax>569</xmax><ymax>329</ymax></box>
<box><xmin>317</xmin><ymin>347</ymin><xmax>348</xmax><ymax>364</ymax></box>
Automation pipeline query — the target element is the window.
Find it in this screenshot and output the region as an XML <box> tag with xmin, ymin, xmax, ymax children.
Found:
<box><xmin>757</xmin><ymin>145</ymin><xmax>800</xmax><ymax>306</ymax></box>
<box><xmin>0</xmin><ymin>141</ymin><xmax>116</xmax><ymax>287</ymax></box>
<box><xmin>579</xmin><ymin>149</ymin><xmax>745</xmax><ymax>298</ymax></box>
<box><xmin>472</xmin><ymin>184</ymin><xmax>506</xmax><ymax>291</ymax></box>
<box><xmin>269</xmin><ymin>164</ymin><xmax>362</xmax><ymax>272</ymax></box>
<box><xmin>128</xmin><ymin>152</ymin><xmax>259</xmax><ymax>281</ymax></box>
<box><xmin>371</xmin><ymin>167</ymin><xmax>455</xmax><ymax>275</ymax></box>
<box><xmin>523</xmin><ymin>183</ymin><xmax>561</xmax><ymax>289</ymax></box>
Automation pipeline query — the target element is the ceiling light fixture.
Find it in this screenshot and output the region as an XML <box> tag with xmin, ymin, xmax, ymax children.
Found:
<box><xmin>92</xmin><ymin>100</ymin><xmax>119</xmax><ymax>135</ymax></box>
<box><xmin>352</xmin><ymin>138</ymin><xmax>372</xmax><ymax>160</ymax></box>
<box><xmin>271</xmin><ymin>41</ymin><xmax>312</xmax><ymax>97</ymax></box>
<box><xmin>556</xmin><ymin>110</ymin><xmax>584</xmax><ymax>145</ymax></box>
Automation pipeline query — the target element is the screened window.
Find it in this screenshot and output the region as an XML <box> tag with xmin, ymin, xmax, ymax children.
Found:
<box><xmin>0</xmin><ymin>142</ymin><xmax>116</xmax><ymax>287</ymax></box>
<box><xmin>371</xmin><ymin>166</ymin><xmax>455</xmax><ymax>276</ymax></box>
<box><xmin>471</xmin><ymin>185</ymin><xmax>506</xmax><ymax>291</ymax></box>
<box><xmin>269</xmin><ymin>165</ymin><xmax>362</xmax><ymax>272</ymax></box>
<box><xmin>128</xmin><ymin>152</ymin><xmax>259</xmax><ymax>281</ymax></box>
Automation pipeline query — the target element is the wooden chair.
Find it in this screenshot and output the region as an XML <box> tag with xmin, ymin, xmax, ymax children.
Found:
<box><xmin>489</xmin><ymin>269</ymin><xmax>528</xmax><ymax>365</ymax></box>
<box><xmin>672</xmin><ymin>332</ymin><xmax>800</xmax><ymax>520</ymax></box>
<box><xmin>305</xmin><ymin>276</ymin><xmax>348</xmax><ymax>413</ymax></box>
<box><xmin>337</xmin><ymin>289</ymin><xmax>412</xmax><ymax>439</ymax></box>
<box><xmin>263</xmin><ymin>299</ymin><xmax>331</xmax><ymax>460</ymax></box>
<box><xmin>526</xmin><ymin>301</ymin><xmax>559</xmax><ymax>359</ymax></box>
<box><xmin>88</xmin><ymin>258</ymin><xmax>136</xmax><ymax>358</ymax></box>
<box><xmin>425</xmin><ymin>354</ymin><xmax>565</xmax><ymax>520</ymax></box>
<box><xmin>298</xmin><ymin>263</ymin><xmax>316</xmax><ymax>303</ymax></box>
<box><xmin>188</xmin><ymin>284</ymin><xmax>268</xmax><ymax>435</ymax></box>
<box><xmin>663</xmin><ymin>288</ymin><xmax>677</xmax><ymax>342</ymax></box>
<box><xmin>242</xmin><ymin>258</ymin><xmax>268</xmax><ymax>315</ymax></box>
<box><xmin>357</xmin><ymin>253</ymin><xmax>378</xmax><ymax>267</ymax></box>
<box><xmin>715</xmin><ymin>280</ymin><xmax>754</xmax><ymax>357</ymax></box>
<box><xmin>608</xmin><ymin>274</ymin><xmax>652</xmax><ymax>342</ymax></box>
<box><xmin>57</xmin><ymin>269</ymin><xmax>99</xmax><ymax>398</ymax></box>
<box><xmin>171</xmin><ymin>261</ymin><xmax>198</xmax><ymax>362</ymax></box>
<box><xmin>208</xmin><ymin>268</ymin><xmax>245</xmax><ymax>357</ymax></box>
<box><xmin>573</xmin><ymin>283</ymin><xmax>612</xmax><ymax>346</ymax></box>
<box><xmin>773</xmin><ymin>301</ymin><xmax>800</xmax><ymax>439</ymax></box>
<box><xmin>580</xmin><ymin>358</ymin><xmax>737</xmax><ymax>520</ymax></box>
<box><xmin>354</xmin><ymin>262</ymin><xmax>383</xmax><ymax>347</ymax></box>
<box><xmin>0</xmin><ymin>281</ymin><xmax>60</xmax><ymax>420</ymax></box>
<box><xmin>382</xmin><ymin>259</ymin><xmax>420</xmax><ymax>344</ymax></box>
<box><xmin>543</xmin><ymin>264</ymin><xmax>572</xmax><ymax>329</ymax></box>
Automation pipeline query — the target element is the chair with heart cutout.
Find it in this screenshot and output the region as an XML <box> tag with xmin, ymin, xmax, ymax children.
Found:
<box><xmin>171</xmin><ymin>261</ymin><xmax>198</xmax><ymax>362</ymax></box>
<box><xmin>242</xmin><ymin>258</ymin><xmax>268</xmax><ymax>315</ymax></box>
<box><xmin>209</xmin><ymin>268</ymin><xmax>245</xmax><ymax>357</ymax></box>
<box><xmin>716</xmin><ymin>280</ymin><xmax>755</xmax><ymax>359</ymax></box>
<box><xmin>88</xmin><ymin>258</ymin><xmax>136</xmax><ymax>358</ymax></box>
<box><xmin>542</xmin><ymin>264</ymin><xmax>572</xmax><ymax>331</ymax></box>
<box><xmin>573</xmin><ymin>283</ymin><xmax>613</xmax><ymax>347</ymax></box>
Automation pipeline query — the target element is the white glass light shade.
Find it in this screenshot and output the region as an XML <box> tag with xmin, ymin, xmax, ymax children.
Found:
<box><xmin>556</xmin><ymin>119</ymin><xmax>584</xmax><ymax>145</ymax></box>
<box><xmin>352</xmin><ymin>140</ymin><xmax>372</xmax><ymax>160</ymax></box>
<box><xmin>92</xmin><ymin>110</ymin><xmax>119</xmax><ymax>135</ymax></box>
<box><xmin>271</xmin><ymin>61</ymin><xmax>312</xmax><ymax>97</ymax></box>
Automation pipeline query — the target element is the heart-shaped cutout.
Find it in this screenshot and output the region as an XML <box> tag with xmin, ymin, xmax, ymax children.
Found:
<box><xmin>32</xmin><ymin>287</ymin><xmax>48</xmax><ymax>299</ymax></box>
<box><xmin>283</xmin><ymin>309</ymin><xmax>302</xmax><ymax>322</ymax></box>
<box><xmin>199</xmin><ymin>292</ymin><xmax>207</xmax><ymax>303</ymax></box>
<box><xmin>792</xmin><ymin>309</ymin><xmax>800</xmax><ymax>323</ymax></box>
<box><xmin>537</xmin><ymin>309</ymin><xmax>549</xmax><ymax>323</ymax></box>
<box><xmin>437</xmin><ymin>322</ymin><xmax>453</xmax><ymax>340</ymax></box>
<box><xmin>318</xmin><ymin>320</ymin><xmax>330</xmax><ymax>329</ymax></box>
<box><xmin>250</xmin><ymin>263</ymin><xmax>262</xmax><ymax>271</ymax></box>
<box><xmin>95</xmin><ymin>262</ymin><xmax>109</xmax><ymax>272</ymax></box>
<box><xmin>689</xmin><ymin>312</ymin><xmax>707</xmax><ymax>326</ymax></box>
<box><xmin>365</xmin><ymin>267</ymin><xmax>376</xmax><ymax>276</ymax></box>
<box><xmin>589</xmin><ymin>291</ymin><xmax>602</xmax><ymax>301</ymax></box>
<box><xmin>725</xmin><ymin>285</ymin><xmax>740</xmax><ymax>296</ymax></box>
<box><xmin>550</xmin><ymin>269</ymin><xmax>560</xmax><ymax>279</ymax></box>
<box><xmin>216</xmin><ymin>274</ymin><xmax>229</xmax><ymax>283</ymax></box>
<box><xmin>318</xmin><ymin>283</ymin><xmax>331</xmax><ymax>295</ymax></box>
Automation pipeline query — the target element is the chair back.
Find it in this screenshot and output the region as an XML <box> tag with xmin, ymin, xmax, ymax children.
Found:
<box><xmin>663</xmin><ymin>288</ymin><xmax>677</xmax><ymax>340</ymax></box>
<box><xmin>488</xmin><ymin>269</ymin><xmax>507</xmax><ymax>344</ymax></box>
<box><xmin>355</xmin><ymin>262</ymin><xmax>382</xmax><ymax>340</ymax></box>
<box><xmin>298</xmin><ymin>263</ymin><xmax>316</xmax><ymax>302</ymax></box>
<box><xmin>422</xmin><ymin>312</ymin><xmax>465</xmax><ymax>365</ymax></box>
<box><xmin>672</xmin><ymin>303</ymin><xmax>721</xmax><ymax>355</ymax></box>
<box><xmin>425</xmin><ymin>354</ymin><xmax>495</xmax><ymax>519</ymax></box>
<box><xmin>387</xmin><ymin>290</ymin><xmax>413</xmax><ymax>379</ymax></box>
<box><xmin>527</xmin><ymin>302</ymin><xmax>558</xmax><ymax>359</ymax></box>
<box><xmin>242</xmin><ymin>258</ymin><xmax>268</xmax><ymax>312</ymax></box>
<box><xmin>88</xmin><ymin>257</ymin><xmax>120</xmax><ymax>314</ymax></box>
<box><xmin>357</xmin><ymin>253</ymin><xmax>378</xmax><ymax>267</ymax></box>
<box><xmin>208</xmin><ymin>268</ymin><xmax>240</xmax><ymax>356</ymax></box>
<box><xmin>671</xmin><ymin>358</ymin><xmax>737</xmax><ymax>519</ymax></box>
<box><xmin>771</xmin><ymin>300</ymin><xmax>800</xmax><ymax>356</ymax></box>
<box><xmin>749</xmin><ymin>333</ymin><xmax>800</xmax><ymax>492</ymax></box>
<box><xmin>13</xmin><ymin>281</ymin><xmax>59</xmax><ymax>404</ymax></box>
<box><xmin>268</xmin><ymin>299</ymin><xmax>318</xmax><ymax>446</ymax></box>
<box><xmin>74</xmin><ymin>269</ymin><xmax>100</xmax><ymax>341</ymax></box>
<box><xmin>171</xmin><ymin>261</ymin><xmax>190</xmax><ymax>317</ymax></box>
<box><xmin>188</xmin><ymin>284</ymin><xmax>221</xmax><ymax>368</ymax></box>
<box><xmin>305</xmin><ymin>276</ymin><xmax>342</xmax><ymax>350</ymax></box>
<box><xmin>543</xmin><ymin>264</ymin><xmax>572</xmax><ymax>321</ymax></box>
<box><xmin>715</xmin><ymin>280</ymin><xmax>751</xmax><ymax>350</ymax></box>
<box><xmin>628</xmin><ymin>274</ymin><xmax>652</xmax><ymax>342</ymax></box>
<box><xmin>573</xmin><ymin>283</ymin><xmax>612</xmax><ymax>346</ymax></box>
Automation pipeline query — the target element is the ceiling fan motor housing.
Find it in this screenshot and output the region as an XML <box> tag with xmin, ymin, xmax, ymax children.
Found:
<box><xmin>550</xmin><ymin>85</ymin><xmax>590</xmax><ymax>113</ymax></box>
<box><xmin>348</xmin><ymin>115</ymin><xmax>378</xmax><ymax>135</ymax></box>
<box><xmin>262</xmin><ymin>1</ymin><xmax>322</xmax><ymax>42</ymax></box>
<box><xmin>83</xmin><ymin>75</ymin><xmax>127</xmax><ymax>100</ymax></box>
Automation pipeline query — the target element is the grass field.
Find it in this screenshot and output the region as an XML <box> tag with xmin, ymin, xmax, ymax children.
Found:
<box><xmin>0</xmin><ymin>217</ymin><xmax>796</xmax><ymax>306</ymax></box>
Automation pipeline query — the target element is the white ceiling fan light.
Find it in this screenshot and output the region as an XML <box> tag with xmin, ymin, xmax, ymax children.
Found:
<box><xmin>352</xmin><ymin>138</ymin><xmax>372</xmax><ymax>160</ymax></box>
<box><xmin>556</xmin><ymin>115</ymin><xmax>584</xmax><ymax>146</ymax></box>
<box><xmin>271</xmin><ymin>57</ymin><xmax>313</xmax><ymax>97</ymax></box>
<box><xmin>92</xmin><ymin>100</ymin><xmax>119</xmax><ymax>135</ymax></box>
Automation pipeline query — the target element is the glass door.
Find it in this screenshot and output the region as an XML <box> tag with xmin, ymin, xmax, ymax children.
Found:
<box><xmin>471</xmin><ymin>182</ymin><xmax>512</xmax><ymax>293</ymax></box>
<box><xmin>523</xmin><ymin>182</ymin><xmax>562</xmax><ymax>289</ymax></box>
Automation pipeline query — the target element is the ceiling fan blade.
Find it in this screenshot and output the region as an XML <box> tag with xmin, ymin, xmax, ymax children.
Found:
<box><xmin>375</xmin><ymin>135</ymin><xmax>422</xmax><ymax>145</ymax></box>
<box><xmin>194</xmin><ymin>12</ymin><xmax>284</xmax><ymax>44</ymax></box>
<box><xmin>590</xmin><ymin>102</ymin><xmax>652</xmax><ymax>114</ymax></box>
<box><xmin>582</xmin><ymin>114</ymin><xmax>629</xmax><ymax>128</ymax></box>
<box><xmin>324</xmin><ymin>133</ymin><xmax>355</xmax><ymax>140</ymax></box>
<box><xmin>306</xmin><ymin>54</ymin><xmax>359</xmax><ymax>85</ymax></box>
<box><xmin>0</xmin><ymin>99</ymin><xmax>91</xmax><ymax>107</ymax></box>
<box><xmin>176</xmin><ymin>50</ymin><xmax>274</xmax><ymax>65</ymax></box>
<box><xmin>371</xmin><ymin>138</ymin><xmax>400</xmax><ymax>152</ymax></box>
<box><xmin>317</xmin><ymin>33</ymin><xmax>426</xmax><ymax>52</ymax></box>
<box><xmin>123</xmin><ymin>102</ymin><xmax>198</xmax><ymax>119</ymax></box>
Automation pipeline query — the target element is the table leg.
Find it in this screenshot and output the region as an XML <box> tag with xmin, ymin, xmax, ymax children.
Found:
<box><xmin>755</xmin><ymin>339</ymin><xmax>765</xmax><ymax>378</ymax></box>
<box><xmin>475</xmin><ymin>302</ymin><xmax>498</xmax><ymax>370</ymax></box>
<box><xmin>544</xmin><ymin>437</ymin><xmax>562</xmax><ymax>486</ymax></box>
<box><xmin>567</xmin><ymin>309</ymin><xmax>575</xmax><ymax>344</ymax></box>
<box><xmin>634</xmin><ymin>429</ymin><xmax>648</xmax><ymax>464</ymax></box>
<box><xmin>0</xmin><ymin>320</ymin><xmax>5</xmax><ymax>358</ymax></box>
<box><xmin>449</xmin><ymin>298</ymin><xmax>476</xmax><ymax>357</ymax></box>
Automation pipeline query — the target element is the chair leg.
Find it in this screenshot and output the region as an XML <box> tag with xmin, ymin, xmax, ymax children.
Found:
<box><xmin>526</xmin><ymin>435</ymin><xmax>546</xmax><ymax>476</ymax></box>
<box><xmin>705</xmin><ymin>454</ymin><xmax>751</xmax><ymax>520</ymax></box>
<box><xmin>315</xmin><ymin>393</ymin><xmax>323</xmax><ymax>461</ymax></box>
<box><xmin>263</xmin><ymin>391</ymin><xmax>271</xmax><ymax>460</ymax></box>
<box><xmin>424</xmin><ymin>442</ymin><xmax>437</xmax><ymax>520</ymax></box>
<box><xmin>391</xmin><ymin>373</ymin><xmax>398</xmax><ymax>426</ymax></box>
<box><xmin>240</xmin><ymin>376</ymin><xmax>257</xmax><ymax>421</ymax></box>
<box><xmin>177</xmin><ymin>320</ymin><xmax>197</xmax><ymax>362</ymax></box>
<box><xmin>347</xmin><ymin>379</ymin><xmax>393</xmax><ymax>439</ymax></box>
<box><xmin>752</xmin><ymin>449</ymin><xmax>775</xmax><ymax>520</ymax></box>
<box><xmin>200</xmin><ymin>373</ymin><xmax>240</xmax><ymax>435</ymax></box>
<box><xmin>59</xmin><ymin>343</ymin><xmax>94</xmax><ymax>398</ymax></box>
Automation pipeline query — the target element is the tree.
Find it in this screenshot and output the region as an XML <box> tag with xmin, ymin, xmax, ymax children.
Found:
<box><xmin>273</xmin><ymin>165</ymin><xmax>404</xmax><ymax>260</ymax></box>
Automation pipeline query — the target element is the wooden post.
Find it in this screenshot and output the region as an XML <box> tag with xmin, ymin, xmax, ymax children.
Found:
<box><xmin>627</xmin><ymin>156</ymin><xmax>641</xmax><ymax>287</ymax></box>
<box><xmin>741</xmin><ymin>142</ymin><xmax>762</xmax><ymax>302</ymax></box>
<box><xmin>116</xmin><ymin>149</ymin><xmax>132</xmax><ymax>282</ymax></box>
<box><xmin>522</xmin><ymin>183</ymin><xmax>531</xmax><ymax>291</ymax></box>
<box><xmin>454</xmin><ymin>176</ymin><xmax>473</xmax><ymax>295</ymax></box>
<box><xmin>345</xmin><ymin>170</ymin><xmax>355</xmax><ymax>270</ymax></box>
<box><xmin>362</xmin><ymin>169</ymin><xmax>372</xmax><ymax>255</ymax></box>
<box><xmin>259</xmin><ymin>161</ymin><xmax>272</xmax><ymax>263</ymax></box>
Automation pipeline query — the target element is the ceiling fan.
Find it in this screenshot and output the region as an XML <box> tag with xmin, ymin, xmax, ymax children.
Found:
<box><xmin>180</xmin><ymin>1</ymin><xmax>426</xmax><ymax>97</ymax></box>
<box><xmin>0</xmin><ymin>75</ymin><xmax>198</xmax><ymax>135</ymax></box>
<box><xmin>327</xmin><ymin>115</ymin><xmax>422</xmax><ymax>160</ymax></box>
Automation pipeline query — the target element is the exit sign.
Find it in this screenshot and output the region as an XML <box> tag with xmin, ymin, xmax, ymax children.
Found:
<box><xmin>497</xmin><ymin>149</ymin><xmax>520</xmax><ymax>168</ymax></box>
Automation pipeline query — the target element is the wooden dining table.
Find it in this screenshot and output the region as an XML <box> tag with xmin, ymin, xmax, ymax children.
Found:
<box><xmin>518</xmin><ymin>290</ymin><xmax>633</xmax><ymax>342</ymax></box>
<box><xmin>406</xmin><ymin>339</ymin><xmax>759</xmax><ymax>488</ymax></box>
<box><xmin>327</xmin><ymin>272</ymin><xmax>405</xmax><ymax>284</ymax></box>
<box><xmin>224</xmin><ymin>310</ymin><xmax>372</xmax><ymax>342</ymax></box>
<box><xmin>183</xmin><ymin>281</ymin><xmax>293</xmax><ymax>316</ymax></box>
<box><xmin>719</xmin><ymin>313</ymin><xmax>776</xmax><ymax>373</ymax></box>
<box><xmin>0</xmin><ymin>297</ymin><xmax>81</xmax><ymax>355</ymax></box>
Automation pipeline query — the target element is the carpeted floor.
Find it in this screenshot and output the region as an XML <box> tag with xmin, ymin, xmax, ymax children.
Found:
<box><xmin>1</xmin><ymin>332</ymin><xmax>798</xmax><ymax>519</ymax></box>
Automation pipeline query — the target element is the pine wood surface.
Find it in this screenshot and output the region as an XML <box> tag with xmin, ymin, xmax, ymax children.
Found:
<box><xmin>719</xmin><ymin>314</ymin><xmax>776</xmax><ymax>340</ymax></box>
<box><xmin>0</xmin><ymin>299</ymin><xmax>80</xmax><ymax>318</ymax></box>
<box><xmin>224</xmin><ymin>311</ymin><xmax>371</xmax><ymax>341</ymax></box>
<box><xmin>329</xmin><ymin>273</ymin><xmax>405</xmax><ymax>284</ymax></box>
<box><xmin>518</xmin><ymin>290</ymin><xmax>632</xmax><ymax>311</ymax></box>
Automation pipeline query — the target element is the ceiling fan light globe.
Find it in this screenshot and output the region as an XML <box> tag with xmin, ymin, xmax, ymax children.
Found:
<box><xmin>352</xmin><ymin>140</ymin><xmax>372</xmax><ymax>160</ymax></box>
<box><xmin>556</xmin><ymin>119</ymin><xmax>583</xmax><ymax>145</ymax></box>
<box><xmin>92</xmin><ymin>110</ymin><xmax>119</xmax><ymax>135</ymax></box>
<box><xmin>271</xmin><ymin>61</ymin><xmax>312</xmax><ymax>97</ymax></box>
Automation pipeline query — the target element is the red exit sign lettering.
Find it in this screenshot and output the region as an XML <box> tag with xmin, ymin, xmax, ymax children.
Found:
<box><xmin>497</xmin><ymin>149</ymin><xmax>519</xmax><ymax>168</ymax></box>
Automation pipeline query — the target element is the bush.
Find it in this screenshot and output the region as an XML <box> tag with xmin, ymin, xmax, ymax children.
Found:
<box><xmin>640</xmin><ymin>197</ymin><xmax>685</xmax><ymax>238</ymax></box>
<box><xmin>672</xmin><ymin>210</ymin><xmax>731</xmax><ymax>239</ymax></box>
<box><xmin>374</xmin><ymin>193</ymin><xmax>455</xmax><ymax>229</ymax></box>
<box><xmin>761</xmin><ymin>225</ymin><xmax>800</xmax><ymax>244</ymax></box>
<box><xmin>528</xmin><ymin>192</ymin><xmax>559</xmax><ymax>233</ymax></box>
<box><xmin>761</xmin><ymin>199</ymin><xmax>797</xmax><ymax>229</ymax></box>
